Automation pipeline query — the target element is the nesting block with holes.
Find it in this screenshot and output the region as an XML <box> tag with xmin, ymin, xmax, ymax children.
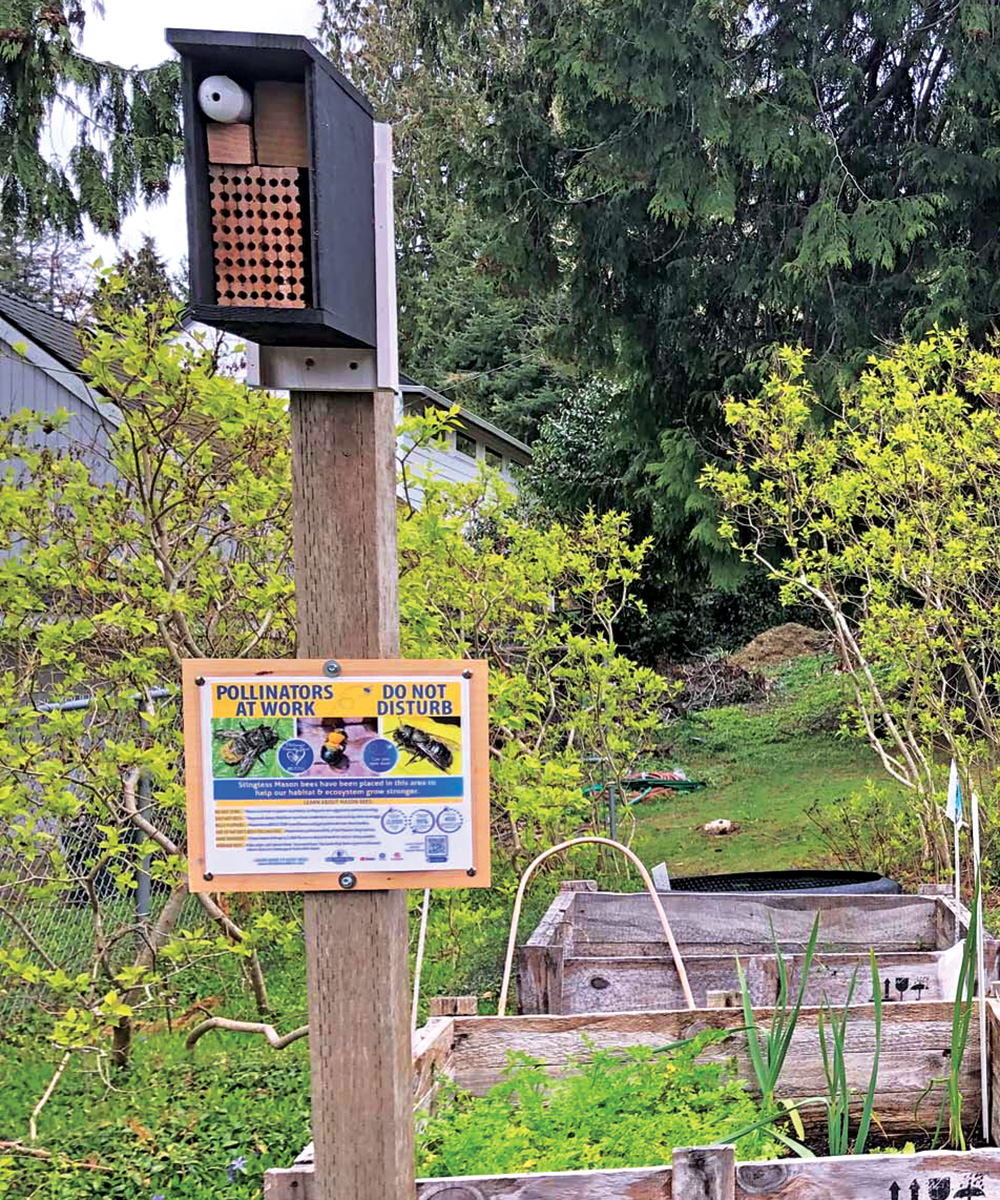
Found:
<box><xmin>209</xmin><ymin>167</ymin><xmax>306</xmax><ymax>307</ymax></box>
<box><xmin>167</xmin><ymin>28</ymin><xmax>377</xmax><ymax>348</ymax></box>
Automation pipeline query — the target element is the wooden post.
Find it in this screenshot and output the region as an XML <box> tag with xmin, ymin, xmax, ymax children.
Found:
<box><xmin>428</xmin><ymin>996</ymin><xmax>478</xmax><ymax>1018</ymax></box>
<box><xmin>672</xmin><ymin>1146</ymin><xmax>735</xmax><ymax>1200</ymax></box>
<box><xmin>291</xmin><ymin>389</ymin><xmax>414</xmax><ymax>1200</ymax></box>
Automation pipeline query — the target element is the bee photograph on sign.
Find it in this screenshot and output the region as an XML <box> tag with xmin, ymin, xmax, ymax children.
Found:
<box><xmin>212</xmin><ymin>717</ymin><xmax>291</xmax><ymax>778</ymax></box>
<box><xmin>382</xmin><ymin>715</ymin><xmax>462</xmax><ymax>775</ymax></box>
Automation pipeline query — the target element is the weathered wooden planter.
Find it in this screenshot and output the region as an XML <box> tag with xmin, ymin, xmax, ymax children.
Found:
<box><xmin>265</xmin><ymin>999</ymin><xmax>1000</xmax><ymax>1199</ymax></box>
<box><xmin>518</xmin><ymin>882</ymin><xmax>998</xmax><ymax>1014</ymax></box>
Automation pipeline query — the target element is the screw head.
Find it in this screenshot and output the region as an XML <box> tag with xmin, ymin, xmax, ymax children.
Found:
<box><xmin>324</xmin><ymin>660</ymin><xmax>342</xmax><ymax>677</ymax></box>
<box><xmin>462</xmin><ymin>669</ymin><xmax>473</xmax><ymax>679</ymax></box>
<box><xmin>466</xmin><ymin>868</ymin><xmax>477</xmax><ymax>877</ymax></box>
<box><xmin>195</xmin><ymin>676</ymin><xmax>205</xmax><ymax>687</ymax></box>
<box><xmin>339</xmin><ymin>872</ymin><xmax>357</xmax><ymax>889</ymax></box>
<box><xmin>203</xmin><ymin>872</ymin><xmax>214</xmax><ymax>881</ymax></box>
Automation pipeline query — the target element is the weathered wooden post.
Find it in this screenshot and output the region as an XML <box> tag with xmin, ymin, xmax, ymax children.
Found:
<box><xmin>672</xmin><ymin>1145</ymin><xmax>736</xmax><ymax>1200</ymax></box>
<box><xmin>170</xmin><ymin>30</ymin><xmax>490</xmax><ymax>1200</ymax></box>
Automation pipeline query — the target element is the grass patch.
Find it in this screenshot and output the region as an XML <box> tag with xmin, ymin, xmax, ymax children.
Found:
<box><xmin>0</xmin><ymin>1021</ymin><xmax>311</xmax><ymax>1198</ymax></box>
<box><xmin>622</xmin><ymin>654</ymin><xmax>907</xmax><ymax>878</ymax></box>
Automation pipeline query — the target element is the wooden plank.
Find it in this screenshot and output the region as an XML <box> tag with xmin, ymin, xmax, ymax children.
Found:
<box><xmin>291</xmin><ymin>389</ymin><xmax>413</xmax><ymax>1200</ymax></box>
<box><xmin>560</xmin><ymin>953</ymin><xmax>775</xmax><ymax>1012</ymax></box>
<box><xmin>264</xmin><ymin>1166</ymin><xmax>314</xmax><ymax>1198</ymax></box>
<box><xmin>705</xmin><ymin>990</ymin><xmax>738</xmax><ymax>1009</ymax></box>
<box><xmin>429</xmin><ymin>997</ymin><xmax>479</xmax><ymax>1017</ymax></box>
<box><xmin>673</xmin><ymin>1146</ymin><xmax>734</xmax><ymax>1200</ymax></box>
<box><xmin>558</xmin><ymin>950</ymin><xmax>952</xmax><ymax>1014</ymax></box>
<box><xmin>568</xmin><ymin>892</ymin><xmax>941</xmax><ymax>953</ymax></box>
<box><xmin>206</xmin><ymin>121</ymin><xmax>253</xmax><ymax>164</ymax></box>
<box><xmin>734</xmin><ymin>1149</ymin><xmax>1000</xmax><ymax>1198</ymax></box>
<box><xmin>412</xmin><ymin>1017</ymin><xmax>455</xmax><ymax>1113</ymax></box>
<box><xmin>281</xmin><ymin>1149</ymin><xmax>1000</xmax><ymax>1199</ymax></box>
<box><xmin>990</xmin><ymin>1000</ymin><xmax>1000</xmax><ymax>1147</ymax></box>
<box><xmin>440</xmin><ymin>1003</ymin><xmax>975</xmax><ymax>1132</ymax></box>
<box><xmin>936</xmin><ymin>894</ymin><xmax>974</xmax><ymax>947</ymax></box>
<box><xmin>417</xmin><ymin>1166</ymin><xmax>674</xmax><ymax>1197</ymax></box>
<box><xmin>518</xmin><ymin>889</ymin><xmax>577</xmax><ymax>1014</ymax></box>
<box><xmin>254</xmin><ymin>81</ymin><xmax>309</xmax><ymax>167</ymax></box>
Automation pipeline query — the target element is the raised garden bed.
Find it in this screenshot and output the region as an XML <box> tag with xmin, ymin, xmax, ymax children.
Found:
<box><xmin>265</xmin><ymin>999</ymin><xmax>1000</xmax><ymax>1199</ymax></box>
<box><xmin>518</xmin><ymin>882</ymin><xmax>998</xmax><ymax>1014</ymax></box>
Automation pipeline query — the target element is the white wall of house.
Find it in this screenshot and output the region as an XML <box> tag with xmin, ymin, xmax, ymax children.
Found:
<box><xmin>396</xmin><ymin>387</ymin><xmax>529</xmax><ymax>509</ymax></box>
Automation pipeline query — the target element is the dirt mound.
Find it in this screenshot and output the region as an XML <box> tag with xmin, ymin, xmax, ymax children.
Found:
<box><xmin>729</xmin><ymin>623</ymin><xmax>829</xmax><ymax>671</ymax></box>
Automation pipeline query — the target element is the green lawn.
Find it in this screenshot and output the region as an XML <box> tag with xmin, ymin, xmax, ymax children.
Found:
<box><xmin>630</xmin><ymin>736</ymin><xmax>890</xmax><ymax>878</ymax></box>
<box><xmin>617</xmin><ymin>653</ymin><xmax>905</xmax><ymax>881</ymax></box>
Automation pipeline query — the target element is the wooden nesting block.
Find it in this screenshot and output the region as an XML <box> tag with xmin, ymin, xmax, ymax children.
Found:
<box><xmin>253</xmin><ymin>82</ymin><xmax>308</xmax><ymax>167</ymax></box>
<box><xmin>208</xmin><ymin>166</ymin><xmax>307</xmax><ymax>308</ymax></box>
<box><xmin>206</xmin><ymin>122</ymin><xmax>254</xmax><ymax>165</ymax></box>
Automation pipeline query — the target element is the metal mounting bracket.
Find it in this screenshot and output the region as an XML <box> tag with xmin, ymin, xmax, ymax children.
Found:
<box><xmin>246</xmin><ymin>345</ymin><xmax>378</xmax><ymax>392</ymax></box>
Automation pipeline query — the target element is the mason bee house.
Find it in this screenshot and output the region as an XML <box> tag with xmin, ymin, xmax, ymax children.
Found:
<box><xmin>166</xmin><ymin>28</ymin><xmax>377</xmax><ymax>348</ymax></box>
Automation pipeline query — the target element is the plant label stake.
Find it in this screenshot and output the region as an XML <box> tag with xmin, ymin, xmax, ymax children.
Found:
<box><xmin>972</xmin><ymin>790</ymin><xmax>988</xmax><ymax>1143</ymax></box>
<box><xmin>169</xmin><ymin>30</ymin><xmax>490</xmax><ymax>1199</ymax></box>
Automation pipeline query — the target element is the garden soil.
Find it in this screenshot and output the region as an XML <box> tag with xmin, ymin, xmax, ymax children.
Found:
<box><xmin>729</xmin><ymin>622</ymin><xmax>829</xmax><ymax>671</ymax></box>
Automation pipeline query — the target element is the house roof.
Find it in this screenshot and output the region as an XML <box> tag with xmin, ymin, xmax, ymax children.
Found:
<box><xmin>399</xmin><ymin>374</ymin><xmax>532</xmax><ymax>461</ymax></box>
<box><xmin>0</xmin><ymin>290</ymin><xmax>121</xmax><ymax>427</ymax></box>
<box><xmin>0</xmin><ymin>291</ymin><xmax>87</xmax><ymax>376</ymax></box>
<box><xmin>0</xmin><ymin>293</ymin><xmax>532</xmax><ymax>460</ymax></box>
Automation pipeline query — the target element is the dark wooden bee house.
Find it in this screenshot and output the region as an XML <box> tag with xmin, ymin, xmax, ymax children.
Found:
<box><xmin>166</xmin><ymin>29</ymin><xmax>377</xmax><ymax>348</ymax></box>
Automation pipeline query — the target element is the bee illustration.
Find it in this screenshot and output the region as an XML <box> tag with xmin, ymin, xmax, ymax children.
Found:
<box><xmin>214</xmin><ymin>723</ymin><xmax>280</xmax><ymax>777</ymax></box>
<box><xmin>321</xmin><ymin>728</ymin><xmax>350</xmax><ymax>771</ymax></box>
<box><xmin>392</xmin><ymin>723</ymin><xmax>456</xmax><ymax>773</ymax></box>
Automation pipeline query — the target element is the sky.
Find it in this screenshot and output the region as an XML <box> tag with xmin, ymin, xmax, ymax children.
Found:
<box><xmin>71</xmin><ymin>0</ymin><xmax>324</xmax><ymax>268</ymax></box>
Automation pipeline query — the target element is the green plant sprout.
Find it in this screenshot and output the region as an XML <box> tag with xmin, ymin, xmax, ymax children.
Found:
<box><xmin>918</xmin><ymin>871</ymin><xmax>982</xmax><ymax>1150</ymax></box>
<box><xmin>736</xmin><ymin>913</ymin><xmax>820</xmax><ymax>1152</ymax></box>
<box><xmin>817</xmin><ymin>949</ymin><xmax>882</xmax><ymax>1156</ymax></box>
<box><xmin>416</xmin><ymin>1034</ymin><xmax>783</xmax><ymax>1177</ymax></box>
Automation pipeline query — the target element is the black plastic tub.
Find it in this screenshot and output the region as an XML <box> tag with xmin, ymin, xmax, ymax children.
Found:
<box><xmin>667</xmin><ymin>869</ymin><xmax>901</xmax><ymax>895</ymax></box>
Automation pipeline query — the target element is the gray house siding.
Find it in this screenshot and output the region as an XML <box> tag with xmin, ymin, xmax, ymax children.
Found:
<box><xmin>0</xmin><ymin>340</ymin><xmax>117</xmax><ymax>484</ymax></box>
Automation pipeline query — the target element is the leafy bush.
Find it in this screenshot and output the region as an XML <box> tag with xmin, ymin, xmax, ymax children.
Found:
<box><xmin>416</xmin><ymin>1035</ymin><xmax>782</xmax><ymax>1177</ymax></box>
<box><xmin>0</xmin><ymin>288</ymin><xmax>668</xmax><ymax>1084</ymax></box>
<box><xmin>704</xmin><ymin>331</ymin><xmax>1000</xmax><ymax>867</ymax></box>
<box><xmin>806</xmin><ymin>782</ymin><xmax>929</xmax><ymax>886</ymax></box>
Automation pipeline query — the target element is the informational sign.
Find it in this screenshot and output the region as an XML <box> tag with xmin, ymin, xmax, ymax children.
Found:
<box><xmin>182</xmin><ymin>659</ymin><xmax>489</xmax><ymax>892</ymax></box>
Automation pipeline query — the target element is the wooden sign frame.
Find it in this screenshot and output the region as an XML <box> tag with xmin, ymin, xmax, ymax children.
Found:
<box><xmin>182</xmin><ymin>658</ymin><xmax>490</xmax><ymax>892</ymax></box>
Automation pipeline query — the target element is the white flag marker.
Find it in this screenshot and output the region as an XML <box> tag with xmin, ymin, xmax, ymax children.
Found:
<box><xmin>947</xmin><ymin>758</ymin><xmax>963</xmax><ymax>922</ymax></box>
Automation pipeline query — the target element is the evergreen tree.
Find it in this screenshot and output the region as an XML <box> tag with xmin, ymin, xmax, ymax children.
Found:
<box><xmin>94</xmin><ymin>234</ymin><xmax>179</xmax><ymax>313</ymax></box>
<box><xmin>394</xmin><ymin>0</ymin><xmax>1000</xmax><ymax>597</ymax></box>
<box><xmin>0</xmin><ymin>2</ymin><xmax>180</xmax><ymax>237</ymax></box>
<box><xmin>319</xmin><ymin>0</ymin><xmax>577</xmax><ymax>440</ymax></box>
<box><xmin>0</xmin><ymin>227</ymin><xmax>92</xmax><ymax>317</ymax></box>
